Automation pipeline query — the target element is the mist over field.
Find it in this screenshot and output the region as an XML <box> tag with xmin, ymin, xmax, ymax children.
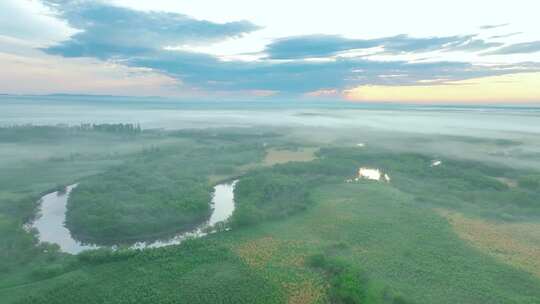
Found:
<box><xmin>3</xmin><ymin>95</ymin><xmax>539</xmax><ymax>134</ymax></box>
<box><xmin>3</xmin><ymin>95</ymin><xmax>540</xmax><ymax>170</ymax></box>
<box><xmin>2</xmin><ymin>0</ymin><xmax>540</xmax><ymax>303</ymax></box>
<box><xmin>2</xmin><ymin>99</ymin><xmax>540</xmax><ymax>304</ymax></box>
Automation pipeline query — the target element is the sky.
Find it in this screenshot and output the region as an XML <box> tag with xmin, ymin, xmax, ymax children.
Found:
<box><xmin>1</xmin><ymin>0</ymin><xmax>540</xmax><ymax>103</ymax></box>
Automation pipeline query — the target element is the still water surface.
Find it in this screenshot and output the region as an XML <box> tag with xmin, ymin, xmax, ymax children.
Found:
<box><xmin>29</xmin><ymin>181</ymin><xmax>237</xmax><ymax>254</ymax></box>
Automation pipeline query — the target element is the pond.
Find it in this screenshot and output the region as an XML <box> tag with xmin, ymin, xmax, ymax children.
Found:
<box><xmin>28</xmin><ymin>180</ymin><xmax>238</xmax><ymax>254</ymax></box>
<box><xmin>346</xmin><ymin>167</ymin><xmax>391</xmax><ymax>183</ymax></box>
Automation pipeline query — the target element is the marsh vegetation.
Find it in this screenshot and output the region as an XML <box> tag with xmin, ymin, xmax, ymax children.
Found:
<box><xmin>1</xmin><ymin>112</ymin><xmax>540</xmax><ymax>304</ymax></box>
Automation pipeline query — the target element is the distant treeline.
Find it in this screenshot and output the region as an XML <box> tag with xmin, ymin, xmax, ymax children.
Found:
<box><xmin>0</xmin><ymin>123</ymin><xmax>142</xmax><ymax>142</ymax></box>
<box><xmin>75</xmin><ymin>123</ymin><xmax>142</xmax><ymax>133</ymax></box>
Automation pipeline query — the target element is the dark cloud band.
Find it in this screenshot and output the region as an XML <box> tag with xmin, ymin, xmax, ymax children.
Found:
<box><xmin>43</xmin><ymin>0</ymin><xmax>259</xmax><ymax>59</ymax></box>
<box><xmin>41</xmin><ymin>0</ymin><xmax>540</xmax><ymax>96</ymax></box>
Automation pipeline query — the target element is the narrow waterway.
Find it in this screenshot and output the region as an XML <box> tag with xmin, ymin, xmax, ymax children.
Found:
<box><xmin>28</xmin><ymin>180</ymin><xmax>238</xmax><ymax>254</ymax></box>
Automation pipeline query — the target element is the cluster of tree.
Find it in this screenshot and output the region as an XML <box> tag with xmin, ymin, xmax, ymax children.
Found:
<box><xmin>0</xmin><ymin>123</ymin><xmax>142</xmax><ymax>143</ymax></box>
<box><xmin>76</xmin><ymin>123</ymin><xmax>142</xmax><ymax>134</ymax></box>
<box><xmin>171</xmin><ymin>129</ymin><xmax>279</xmax><ymax>143</ymax></box>
<box><xmin>66</xmin><ymin>141</ymin><xmax>267</xmax><ymax>244</ymax></box>
<box><xmin>307</xmin><ymin>253</ymin><xmax>413</xmax><ymax>304</ymax></box>
<box><xmin>67</xmin><ymin>164</ymin><xmax>212</xmax><ymax>244</ymax></box>
<box><xmin>231</xmin><ymin>170</ymin><xmax>315</xmax><ymax>227</ymax></box>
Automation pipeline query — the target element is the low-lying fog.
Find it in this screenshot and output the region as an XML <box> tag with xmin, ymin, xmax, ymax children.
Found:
<box><xmin>2</xmin><ymin>95</ymin><xmax>540</xmax><ymax>169</ymax></box>
<box><xmin>2</xmin><ymin>96</ymin><xmax>539</xmax><ymax>135</ymax></box>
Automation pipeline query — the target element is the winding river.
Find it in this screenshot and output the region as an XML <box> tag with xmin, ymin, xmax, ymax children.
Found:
<box><xmin>28</xmin><ymin>180</ymin><xmax>238</xmax><ymax>254</ymax></box>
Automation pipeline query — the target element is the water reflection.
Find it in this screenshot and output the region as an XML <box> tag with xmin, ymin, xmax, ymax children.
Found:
<box><xmin>135</xmin><ymin>180</ymin><xmax>237</xmax><ymax>249</ymax></box>
<box><xmin>346</xmin><ymin>167</ymin><xmax>391</xmax><ymax>183</ymax></box>
<box><xmin>30</xmin><ymin>184</ymin><xmax>97</xmax><ymax>254</ymax></box>
<box><xmin>29</xmin><ymin>180</ymin><xmax>238</xmax><ymax>254</ymax></box>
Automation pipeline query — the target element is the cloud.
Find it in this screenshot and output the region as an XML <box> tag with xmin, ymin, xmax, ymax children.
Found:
<box><xmin>126</xmin><ymin>50</ymin><xmax>351</xmax><ymax>92</ymax></box>
<box><xmin>489</xmin><ymin>32</ymin><xmax>522</xmax><ymax>39</ymax></box>
<box><xmin>264</xmin><ymin>35</ymin><xmax>378</xmax><ymax>59</ymax></box>
<box><xmin>0</xmin><ymin>0</ymin><xmax>73</xmax><ymax>46</ymax></box>
<box><xmin>263</xmin><ymin>34</ymin><xmax>499</xmax><ymax>59</ymax></box>
<box><xmin>38</xmin><ymin>1</ymin><xmax>540</xmax><ymax>97</ymax></box>
<box><xmin>484</xmin><ymin>41</ymin><xmax>540</xmax><ymax>55</ymax></box>
<box><xmin>377</xmin><ymin>34</ymin><xmax>477</xmax><ymax>53</ymax></box>
<box><xmin>447</xmin><ymin>39</ymin><xmax>503</xmax><ymax>52</ymax></box>
<box><xmin>43</xmin><ymin>0</ymin><xmax>260</xmax><ymax>59</ymax></box>
<box><xmin>479</xmin><ymin>23</ymin><xmax>509</xmax><ymax>30</ymax></box>
<box><xmin>124</xmin><ymin>49</ymin><xmax>539</xmax><ymax>93</ymax></box>
<box><xmin>0</xmin><ymin>51</ymin><xmax>179</xmax><ymax>96</ymax></box>
<box><xmin>305</xmin><ymin>89</ymin><xmax>339</xmax><ymax>98</ymax></box>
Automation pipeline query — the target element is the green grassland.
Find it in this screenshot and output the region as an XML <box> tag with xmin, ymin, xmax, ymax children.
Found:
<box><xmin>1</xmin><ymin>125</ymin><xmax>540</xmax><ymax>304</ymax></box>
<box><xmin>16</xmin><ymin>241</ymin><xmax>285</xmax><ymax>304</ymax></box>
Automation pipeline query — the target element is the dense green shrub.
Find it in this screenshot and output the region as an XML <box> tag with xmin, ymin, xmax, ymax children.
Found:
<box><xmin>66</xmin><ymin>139</ymin><xmax>267</xmax><ymax>244</ymax></box>
<box><xmin>307</xmin><ymin>254</ymin><xmax>413</xmax><ymax>304</ymax></box>
<box><xmin>77</xmin><ymin>247</ymin><xmax>140</xmax><ymax>264</ymax></box>
<box><xmin>67</xmin><ymin>167</ymin><xmax>211</xmax><ymax>244</ymax></box>
<box><xmin>231</xmin><ymin>171</ymin><xmax>314</xmax><ymax>226</ymax></box>
<box><xmin>30</xmin><ymin>264</ymin><xmax>68</xmax><ymax>280</ymax></box>
<box><xmin>518</xmin><ymin>174</ymin><xmax>540</xmax><ymax>190</ymax></box>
